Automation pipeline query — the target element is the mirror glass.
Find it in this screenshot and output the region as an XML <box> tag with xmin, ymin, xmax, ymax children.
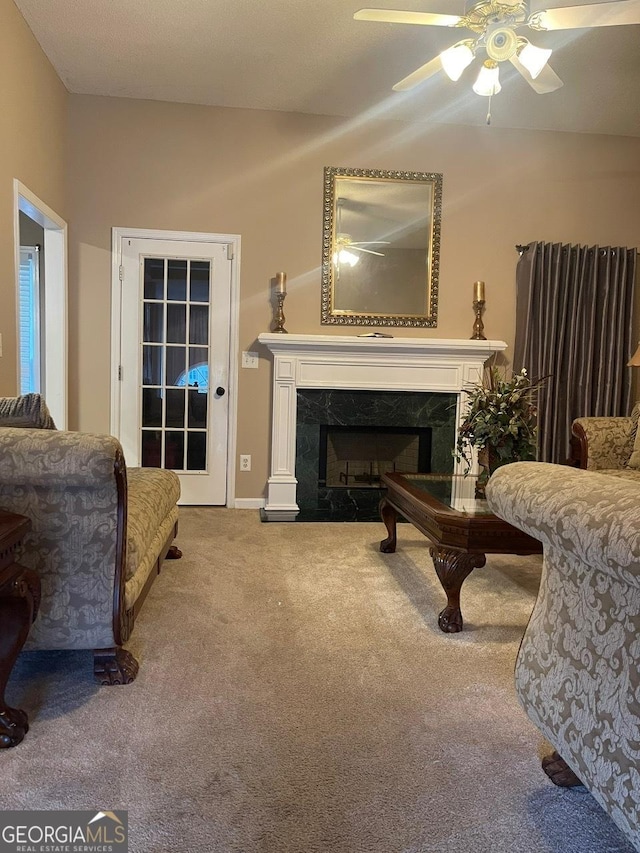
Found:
<box><xmin>321</xmin><ymin>167</ymin><xmax>442</xmax><ymax>328</ymax></box>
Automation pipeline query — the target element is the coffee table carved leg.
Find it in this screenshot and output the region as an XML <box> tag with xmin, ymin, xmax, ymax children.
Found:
<box><xmin>429</xmin><ymin>547</ymin><xmax>486</xmax><ymax>633</ymax></box>
<box><xmin>379</xmin><ymin>498</ymin><xmax>397</xmax><ymax>553</ymax></box>
<box><xmin>0</xmin><ymin>566</ymin><xmax>40</xmax><ymax>748</ymax></box>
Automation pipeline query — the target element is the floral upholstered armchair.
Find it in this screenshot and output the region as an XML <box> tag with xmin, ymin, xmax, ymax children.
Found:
<box><xmin>569</xmin><ymin>402</ymin><xmax>640</xmax><ymax>478</ymax></box>
<box><xmin>0</xmin><ymin>395</ymin><xmax>181</xmax><ymax>684</ymax></box>
<box><xmin>486</xmin><ymin>462</ymin><xmax>640</xmax><ymax>852</ymax></box>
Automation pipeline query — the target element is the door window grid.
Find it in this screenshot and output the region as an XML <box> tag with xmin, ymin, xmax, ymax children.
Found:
<box><xmin>140</xmin><ymin>257</ymin><xmax>211</xmax><ymax>471</ymax></box>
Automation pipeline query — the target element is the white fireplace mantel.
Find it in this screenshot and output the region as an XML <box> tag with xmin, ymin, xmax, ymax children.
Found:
<box><xmin>258</xmin><ymin>333</ymin><xmax>507</xmax><ymax>515</ymax></box>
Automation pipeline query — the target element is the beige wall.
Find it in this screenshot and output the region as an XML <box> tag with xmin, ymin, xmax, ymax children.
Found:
<box><xmin>67</xmin><ymin>94</ymin><xmax>640</xmax><ymax>499</ymax></box>
<box><xmin>0</xmin><ymin>0</ymin><xmax>67</xmax><ymax>394</ymax></box>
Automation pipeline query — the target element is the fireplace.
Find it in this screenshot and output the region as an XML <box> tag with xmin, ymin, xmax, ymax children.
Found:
<box><xmin>320</xmin><ymin>425</ymin><xmax>432</xmax><ymax>488</ymax></box>
<box><xmin>295</xmin><ymin>389</ymin><xmax>454</xmax><ymax>521</ymax></box>
<box><xmin>258</xmin><ymin>333</ymin><xmax>507</xmax><ymax>520</ymax></box>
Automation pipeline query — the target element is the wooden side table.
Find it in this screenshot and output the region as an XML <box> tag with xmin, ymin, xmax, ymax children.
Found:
<box><xmin>0</xmin><ymin>510</ymin><xmax>40</xmax><ymax>748</ymax></box>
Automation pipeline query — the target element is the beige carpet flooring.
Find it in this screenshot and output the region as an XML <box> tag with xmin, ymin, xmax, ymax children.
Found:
<box><xmin>0</xmin><ymin>508</ymin><xmax>634</xmax><ymax>853</ymax></box>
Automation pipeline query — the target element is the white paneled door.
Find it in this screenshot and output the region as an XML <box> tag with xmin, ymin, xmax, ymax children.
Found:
<box><xmin>118</xmin><ymin>238</ymin><xmax>232</xmax><ymax>504</ymax></box>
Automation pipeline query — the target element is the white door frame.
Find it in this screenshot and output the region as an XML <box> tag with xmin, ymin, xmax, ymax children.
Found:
<box><xmin>111</xmin><ymin>227</ymin><xmax>241</xmax><ymax>507</ymax></box>
<box><xmin>13</xmin><ymin>180</ymin><xmax>68</xmax><ymax>429</ymax></box>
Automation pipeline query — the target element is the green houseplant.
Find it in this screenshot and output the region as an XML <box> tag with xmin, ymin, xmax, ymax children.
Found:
<box><xmin>455</xmin><ymin>366</ymin><xmax>542</xmax><ymax>481</ymax></box>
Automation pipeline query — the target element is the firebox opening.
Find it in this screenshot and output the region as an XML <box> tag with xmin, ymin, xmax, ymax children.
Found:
<box><xmin>319</xmin><ymin>425</ymin><xmax>432</xmax><ymax>489</ymax></box>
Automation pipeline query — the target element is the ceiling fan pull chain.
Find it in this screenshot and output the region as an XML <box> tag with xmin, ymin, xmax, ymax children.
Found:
<box><xmin>486</xmin><ymin>93</ymin><xmax>493</xmax><ymax>126</ymax></box>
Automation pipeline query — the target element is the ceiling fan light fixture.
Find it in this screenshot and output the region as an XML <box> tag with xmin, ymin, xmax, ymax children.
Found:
<box><xmin>333</xmin><ymin>249</ymin><xmax>360</xmax><ymax>267</ymax></box>
<box><xmin>518</xmin><ymin>41</ymin><xmax>552</xmax><ymax>79</ymax></box>
<box><xmin>440</xmin><ymin>41</ymin><xmax>475</xmax><ymax>81</ymax></box>
<box><xmin>473</xmin><ymin>60</ymin><xmax>501</xmax><ymax>96</ymax></box>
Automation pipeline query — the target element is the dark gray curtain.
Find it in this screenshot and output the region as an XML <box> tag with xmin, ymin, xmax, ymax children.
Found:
<box><xmin>513</xmin><ymin>241</ymin><xmax>637</xmax><ymax>464</ymax></box>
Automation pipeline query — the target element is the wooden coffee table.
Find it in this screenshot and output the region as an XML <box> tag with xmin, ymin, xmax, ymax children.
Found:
<box><xmin>379</xmin><ymin>472</ymin><xmax>541</xmax><ymax>633</ymax></box>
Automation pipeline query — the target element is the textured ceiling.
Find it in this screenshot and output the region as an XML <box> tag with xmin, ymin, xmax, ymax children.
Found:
<box><xmin>14</xmin><ymin>0</ymin><xmax>640</xmax><ymax>136</ymax></box>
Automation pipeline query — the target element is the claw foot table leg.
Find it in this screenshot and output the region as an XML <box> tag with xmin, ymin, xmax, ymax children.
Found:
<box><xmin>429</xmin><ymin>546</ymin><xmax>486</xmax><ymax>633</ymax></box>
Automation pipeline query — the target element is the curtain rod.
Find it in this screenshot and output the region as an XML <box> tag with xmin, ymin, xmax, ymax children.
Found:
<box><xmin>516</xmin><ymin>244</ymin><xmax>639</xmax><ymax>255</ymax></box>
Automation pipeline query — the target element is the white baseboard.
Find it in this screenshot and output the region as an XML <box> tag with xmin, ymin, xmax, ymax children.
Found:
<box><xmin>234</xmin><ymin>498</ymin><xmax>266</xmax><ymax>509</ymax></box>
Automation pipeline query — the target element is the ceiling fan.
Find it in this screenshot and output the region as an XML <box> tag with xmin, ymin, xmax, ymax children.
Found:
<box><xmin>334</xmin><ymin>199</ymin><xmax>390</xmax><ymax>267</ymax></box>
<box><xmin>354</xmin><ymin>0</ymin><xmax>640</xmax><ymax>102</ymax></box>
<box><xmin>333</xmin><ymin>234</ymin><xmax>389</xmax><ymax>269</ymax></box>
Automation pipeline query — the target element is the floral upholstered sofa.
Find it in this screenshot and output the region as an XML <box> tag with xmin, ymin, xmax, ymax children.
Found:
<box><xmin>486</xmin><ymin>462</ymin><xmax>640</xmax><ymax>852</ymax></box>
<box><xmin>569</xmin><ymin>402</ymin><xmax>640</xmax><ymax>477</ymax></box>
<box><xmin>0</xmin><ymin>396</ymin><xmax>181</xmax><ymax>684</ymax></box>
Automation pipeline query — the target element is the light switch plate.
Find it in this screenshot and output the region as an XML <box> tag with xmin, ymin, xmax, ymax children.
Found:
<box><xmin>242</xmin><ymin>351</ymin><xmax>259</xmax><ymax>369</ymax></box>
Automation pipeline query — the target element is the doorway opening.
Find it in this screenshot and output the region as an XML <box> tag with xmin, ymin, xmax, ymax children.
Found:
<box><xmin>13</xmin><ymin>181</ymin><xmax>68</xmax><ymax>428</ymax></box>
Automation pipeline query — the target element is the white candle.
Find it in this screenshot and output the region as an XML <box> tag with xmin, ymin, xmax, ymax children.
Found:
<box><xmin>474</xmin><ymin>280</ymin><xmax>485</xmax><ymax>302</ymax></box>
<box><xmin>275</xmin><ymin>272</ymin><xmax>287</xmax><ymax>294</ymax></box>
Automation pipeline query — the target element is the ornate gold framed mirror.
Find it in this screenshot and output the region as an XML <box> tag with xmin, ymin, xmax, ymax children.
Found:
<box><xmin>321</xmin><ymin>167</ymin><xmax>443</xmax><ymax>328</ymax></box>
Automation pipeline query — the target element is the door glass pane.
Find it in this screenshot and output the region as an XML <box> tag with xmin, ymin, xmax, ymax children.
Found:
<box><xmin>167</xmin><ymin>259</ymin><xmax>187</xmax><ymax>301</ymax></box>
<box><xmin>143</xmin><ymin>303</ymin><xmax>164</xmax><ymax>342</ymax></box>
<box><xmin>143</xmin><ymin>258</ymin><xmax>164</xmax><ymax>300</ymax></box>
<box><xmin>189</xmin><ymin>305</ymin><xmax>209</xmax><ymax>344</ymax></box>
<box><xmin>187</xmin><ymin>431</ymin><xmax>207</xmax><ymax>470</ymax></box>
<box><xmin>165</xmin><ymin>431</ymin><xmax>185</xmax><ymax>470</ymax></box>
<box><xmin>167</xmin><ymin>304</ymin><xmax>186</xmax><ymax>344</ymax></box>
<box><xmin>190</xmin><ymin>261</ymin><xmax>210</xmax><ymax>302</ymax></box>
<box><xmin>188</xmin><ymin>388</ymin><xmax>207</xmax><ymax>429</ymax></box>
<box><xmin>166</xmin><ymin>346</ymin><xmax>186</xmax><ymax>386</ymax></box>
<box><xmin>188</xmin><ymin>348</ymin><xmax>209</xmax><ymax>392</ymax></box>
<box><xmin>188</xmin><ymin>346</ymin><xmax>208</xmax><ymax>372</ymax></box>
<box><xmin>140</xmin><ymin>253</ymin><xmax>211</xmax><ymax>477</ymax></box>
<box><xmin>166</xmin><ymin>389</ymin><xmax>186</xmax><ymax>428</ymax></box>
<box><xmin>143</xmin><ymin>346</ymin><xmax>163</xmax><ymax>385</ymax></box>
<box><xmin>141</xmin><ymin>430</ymin><xmax>162</xmax><ymax>467</ymax></box>
<box><xmin>142</xmin><ymin>388</ymin><xmax>163</xmax><ymax>427</ymax></box>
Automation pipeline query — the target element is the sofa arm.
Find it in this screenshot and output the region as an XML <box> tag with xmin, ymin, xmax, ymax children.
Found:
<box><xmin>0</xmin><ymin>427</ymin><xmax>123</xmax><ymax>485</ymax></box>
<box><xmin>0</xmin><ymin>427</ymin><xmax>125</xmax><ymax>651</ymax></box>
<box><xmin>570</xmin><ymin>416</ymin><xmax>634</xmax><ymax>470</ymax></box>
<box><xmin>486</xmin><ymin>462</ymin><xmax>640</xmax><ymax>587</ymax></box>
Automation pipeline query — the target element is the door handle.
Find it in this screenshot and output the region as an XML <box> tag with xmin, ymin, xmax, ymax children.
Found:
<box><xmin>216</xmin><ymin>386</ymin><xmax>226</xmax><ymax>396</ymax></box>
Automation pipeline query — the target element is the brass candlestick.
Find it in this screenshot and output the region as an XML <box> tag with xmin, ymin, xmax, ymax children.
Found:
<box><xmin>273</xmin><ymin>292</ymin><xmax>288</xmax><ymax>334</ymax></box>
<box><xmin>471</xmin><ymin>299</ymin><xmax>486</xmax><ymax>340</ymax></box>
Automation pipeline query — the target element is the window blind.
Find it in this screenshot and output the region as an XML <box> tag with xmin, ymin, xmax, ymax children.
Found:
<box><xmin>19</xmin><ymin>246</ymin><xmax>40</xmax><ymax>395</ymax></box>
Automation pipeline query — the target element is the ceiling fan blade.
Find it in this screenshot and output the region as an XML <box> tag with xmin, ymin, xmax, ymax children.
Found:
<box><xmin>392</xmin><ymin>55</ymin><xmax>443</xmax><ymax>91</ymax></box>
<box><xmin>530</xmin><ymin>0</ymin><xmax>640</xmax><ymax>30</ymax></box>
<box><xmin>352</xmin><ymin>246</ymin><xmax>386</xmax><ymax>256</ymax></box>
<box><xmin>509</xmin><ymin>55</ymin><xmax>564</xmax><ymax>93</ymax></box>
<box><xmin>354</xmin><ymin>8</ymin><xmax>462</xmax><ymax>27</ymax></box>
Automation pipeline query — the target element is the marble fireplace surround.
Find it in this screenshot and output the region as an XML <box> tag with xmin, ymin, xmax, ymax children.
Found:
<box><xmin>258</xmin><ymin>333</ymin><xmax>507</xmax><ymax>516</ymax></box>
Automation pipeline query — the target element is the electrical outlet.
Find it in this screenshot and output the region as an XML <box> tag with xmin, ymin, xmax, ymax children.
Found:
<box><xmin>241</xmin><ymin>351</ymin><xmax>259</xmax><ymax>369</ymax></box>
<box><xmin>239</xmin><ymin>454</ymin><xmax>251</xmax><ymax>472</ymax></box>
